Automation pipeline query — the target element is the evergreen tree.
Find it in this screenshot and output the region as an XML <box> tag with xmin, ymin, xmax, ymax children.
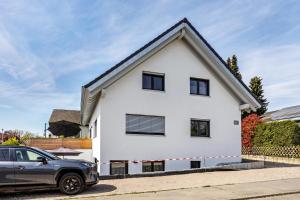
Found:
<box><xmin>230</xmin><ymin>55</ymin><xmax>242</xmax><ymax>80</ymax></box>
<box><xmin>227</xmin><ymin>57</ymin><xmax>231</xmax><ymax>67</ymax></box>
<box><xmin>249</xmin><ymin>76</ymin><xmax>268</xmax><ymax>116</ymax></box>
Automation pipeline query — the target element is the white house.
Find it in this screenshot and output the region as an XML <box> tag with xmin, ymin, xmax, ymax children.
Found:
<box><xmin>80</xmin><ymin>18</ymin><xmax>261</xmax><ymax>176</ymax></box>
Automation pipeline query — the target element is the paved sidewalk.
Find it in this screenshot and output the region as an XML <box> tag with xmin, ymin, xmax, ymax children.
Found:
<box><xmin>2</xmin><ymin>167</ymin><xmax>300</xmax><ymax>200</ymax></box>
<box><xmin>84</xmin><ymin>178</ymin><xmax>300</xmax><ymax>200</ymax></box>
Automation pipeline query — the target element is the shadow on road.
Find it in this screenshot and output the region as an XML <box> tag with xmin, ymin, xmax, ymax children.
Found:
<box><xmin>264</xmin><ymin>161</ymin><xmax>300</xmax><ymax>168</ymax></box>
<box><xmin>0</xmin><ymin>184</ymin><xmax>117</xmax><ymax>200</ymax></box>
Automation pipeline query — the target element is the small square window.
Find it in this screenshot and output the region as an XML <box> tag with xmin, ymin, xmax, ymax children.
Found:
<box><xmin>191</xmin><ymin>120</ymin><xmax>210</xmax><ymax>137</ymax></box>
<box><xmin>143</xmin><ymin>73</ymin><xmax>164</xmax><ymax>91</ymax></box>
<box><xmin>190</xmin><ymin>78</ymin><xmax>209</xmax><ymax>96</ymax></box>
<box><xmin>191</xmin><ymin>161</ymin><xmax>201</xmax><ymax>169</ymax></box>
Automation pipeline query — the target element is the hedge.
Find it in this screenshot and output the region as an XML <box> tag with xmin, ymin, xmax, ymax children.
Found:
<box><xmin>253</xmin><ymin>120</ymin><xmax>300</xmax><ymax>147</ymax></box>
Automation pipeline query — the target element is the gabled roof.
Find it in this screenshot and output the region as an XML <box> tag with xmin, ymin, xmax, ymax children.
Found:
<box><xmin>262</xmin><ymin>105</ymin><xmax>300</xmax><ymax>121</ymax></box>
<box><xmin>81</xmin><ymin>18</ymin><xmax>261</xmax><ymax>125</ymax></box>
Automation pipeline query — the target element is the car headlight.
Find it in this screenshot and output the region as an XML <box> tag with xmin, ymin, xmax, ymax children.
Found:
<box><xmin>81</xmin><ymin>162</ymin><xmax>96</xmax><ymax>168</ymax></box>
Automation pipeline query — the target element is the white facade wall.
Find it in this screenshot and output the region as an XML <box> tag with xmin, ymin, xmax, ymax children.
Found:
<box><xmin>90</xmin><ymin>100</ymin><xmax>101</xmax><ymax>170</ymax></box>
<box><xmin>91</xmin><ymin>39</ymin><xmax>242</xmax><ymax>175</ymax></box>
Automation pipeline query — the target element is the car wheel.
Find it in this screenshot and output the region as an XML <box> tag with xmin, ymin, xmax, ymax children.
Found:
<box><xmin>59</xmin><ymin>173</ymin><xmax>85</xmax><ymax>195</ymax></box>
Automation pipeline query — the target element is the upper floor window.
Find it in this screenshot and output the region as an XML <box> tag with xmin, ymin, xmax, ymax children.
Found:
<box><xmin>191</xmin><ymin>119</ymin><xmax>210</xmax><ymax>137</ymax></box>
<box><xmin>126</xmin><ymin>114</ymin><xmax>165</xmax><ymax>135</ymax></box>
<box><xmin>190</xmin><ymin>78</ymin><xmax>209</xmax><ymax>96</ymax></box>
<box><xmin>143</xmin><ymin>73</ymin><xmax>164</xmax><ymax>91</ymax></box>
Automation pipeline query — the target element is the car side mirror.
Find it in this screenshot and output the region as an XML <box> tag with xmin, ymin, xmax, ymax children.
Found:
<box><xmin>37</xmin><ymin>157</ymin><xmax>47</xmax><ymax>164</ymax></box>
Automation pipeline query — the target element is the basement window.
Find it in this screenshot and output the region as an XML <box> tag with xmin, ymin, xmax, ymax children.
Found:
<box><xmin>190</xmin><ymin>161</ymin><xmax>201</xmax><ymax>169</ymax></box>
<box><xmin>110</xmin><ymin>160</ymin><xmax>128</xmax><ymax>175</ymax></box>
<box><xmin>142</xmin><ymin>161</ymin><xmax>165</xmax><ymax>172</ymax></box>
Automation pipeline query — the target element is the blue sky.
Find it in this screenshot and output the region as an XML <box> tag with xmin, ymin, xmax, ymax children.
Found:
<box><xmin>0</xmin><ymin>0</ymin><xmax>300</xmax><ymax>134</ymax></box>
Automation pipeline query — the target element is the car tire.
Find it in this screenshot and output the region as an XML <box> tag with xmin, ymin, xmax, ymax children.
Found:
<box><xmin>59</xmin><ymin>172</ymin><xmax>85</xmax><ymax>195</ymax></box>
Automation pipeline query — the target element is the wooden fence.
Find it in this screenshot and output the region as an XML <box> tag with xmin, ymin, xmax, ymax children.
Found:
<box><xmin>242</xmin><ymin>146</ymin><xmax>300</xmax><ymax>158</ymax></box>
<box><xmin>27</xmin><ymin>138</ymin><xmax>92</xmax><ymax>150</ymax></box>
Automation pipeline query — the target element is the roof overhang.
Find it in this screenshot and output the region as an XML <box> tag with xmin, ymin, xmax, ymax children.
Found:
<box><xmin>81</xmin><ymin>18</ymin><xmax>261</xmax><ymax>125</ymax></box>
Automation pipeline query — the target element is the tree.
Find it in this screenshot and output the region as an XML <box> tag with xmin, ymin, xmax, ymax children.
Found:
<box><xmin>249</xmin><ymin>76</ymin><xmax>268</xmax><ymax>116</ymax></box>
<box><xmin>1</xmin><ymin>130</ymin><xmax>33</xmax><ymax>145</ymax></box>
<box><xmin>242</xmin><ymin>113</ymin><xmax>262</xmax><ymax>148</ymax></box>
<box><xmin>227</xmin><ymin>55</ymin><xmax>242</xmax><ymax>80</ymax></box>
<box><xmin>226</xmin><ymin>57</ymin><xmax>231</xmax><ymax>67</ymax></box>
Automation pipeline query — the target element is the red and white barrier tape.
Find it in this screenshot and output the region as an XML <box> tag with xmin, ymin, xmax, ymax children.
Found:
<box><xmin>98</xmin><ymin>155</ymin><xmax>242</xmax><ymax>165</ymax></box>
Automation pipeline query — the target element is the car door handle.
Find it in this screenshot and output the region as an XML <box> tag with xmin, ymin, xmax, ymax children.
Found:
<box><xmin>17</xmin><ymin>165</ymin><xmax>25</xmax><ymax>170</ymax></box>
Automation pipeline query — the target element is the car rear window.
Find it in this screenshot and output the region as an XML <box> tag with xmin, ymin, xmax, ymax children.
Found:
<box><xmin>0</xmin><ymin>149</ymin><xmax>10</xmax><ymax>161</ymax></box>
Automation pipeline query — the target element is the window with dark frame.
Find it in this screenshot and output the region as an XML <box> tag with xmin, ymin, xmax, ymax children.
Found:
<box><xmin>191</xmin><ymin>120</ymin><xmax>210</xmax><ymax>137</ymax></box>
<box><xmin>110</xmin><ymin>160</ymin><xmax>128</xmax><ymax>175</ymax></box>
<box><xmin>143</xmin><ymin>73</ymin><xmax>164</xmax><ymax>91</ymax></box>
<box><xmin>142</xmin><ymin>161</ymin><xmax>165</xmax><ymax>172</ymax></box>
<box><xmin>93</xmin><ymin>120</ymin><xmax>97</xmax><ymax>138</ymax></box>
<box><xmin>191</xmin><ymin>161</ymin><xmax>201</xmax><ymax>169</ymax></box>
<box><xmin>190</xmin><ymin>78</ymin><xmax>209</xmax><ymax>96</ymax></box>
<box><xmin>126</xmin><ymin>114</ymin><xmax>165</xmax><ymax>135</ymax></box>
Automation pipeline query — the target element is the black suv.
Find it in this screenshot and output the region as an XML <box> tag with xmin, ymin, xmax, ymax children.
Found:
<box><xmin>0</xmin><ymin>146</ymin><xmax>99</xmax><ymax>195</ymax></box>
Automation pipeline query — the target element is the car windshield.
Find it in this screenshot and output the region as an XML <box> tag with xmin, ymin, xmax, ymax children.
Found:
<box><xmin>32</xmin><ymin>147</ymin><xmax>61</xmax><ymax>160</ymax></box>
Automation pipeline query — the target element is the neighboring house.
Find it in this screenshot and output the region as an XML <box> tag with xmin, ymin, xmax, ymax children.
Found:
<box><xmin>48</xmin><ymin>109</ymin><xmax>89</xmax><ymax>138</ymax></box>
<box><xmin>262</xmin><ymin>105</ymin><xmax>300</xmax><ymax>126</ymax></box>
<box><xmin>80</xmin><ymin>18</ymin><xmax>261</xmax><ymax>176</ymax></box>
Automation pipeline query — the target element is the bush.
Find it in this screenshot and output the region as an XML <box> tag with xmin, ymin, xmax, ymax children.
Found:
<box><xmin>242</xmin><ymin>114</ymin><xmax>262</xmax><ymax>147</ymax></box>
<box><xmin>2</xmin><ymin>137</ymin><xmax>20</xmax><ymax>146</ymax></box>
<box><xmin>253</xmin><ymin>120</ymin><xmax>300</xmax><ymax>146</ymax></box>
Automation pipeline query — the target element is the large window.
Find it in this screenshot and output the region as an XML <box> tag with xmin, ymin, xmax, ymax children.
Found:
<box><xmin>191</xmin><ymin>120</ymin><xmax>210</xmax><ymax>137</ymax></box>
<box><xmin>143</xmin><ymin>73</ymin><xmax>164</xmax><ymax>91</ymax></box>
<box><xmin>126</xmin><ymin>114</ymin><xmax>165</xmax><ymax>135</ymax></box>
<box><xmin>191</xmin><ymin>161</ymin><xmax>201</xmax><ymax>169</ymax></box>
<box><xmin>110</xmin><ymin>161</ymin><xmax>128</xmax><ymax>175</ymax></box>
<box><xmin>190</xmin><ymin>78</ymin><xmax>209</xmax><ymax>96</ymax></box>
<box><xmin>142</xmin><ymin>161</ymin><xmax>165</xmax><ymax>172</ymax></box>
<box><xmin>0</xmin><ymin>149</ymin><xmax>10</xmax><ymax>161</ymax></box>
